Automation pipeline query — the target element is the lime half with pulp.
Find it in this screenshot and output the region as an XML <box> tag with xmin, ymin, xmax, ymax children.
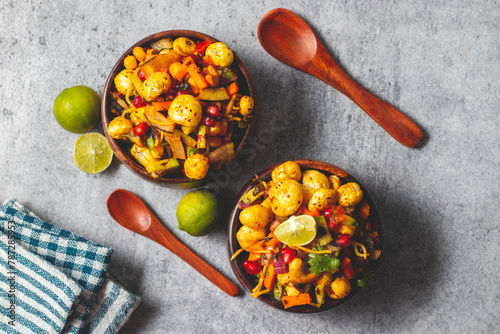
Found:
<box><xmin>274</xmin><ymin>215</ymin><xmax>317</xmax><ymax>246</ymax></box>
<box><xmin>73</xmin><ymin>133</ymin><xmax>113</xmax><ymax>173</ymax></box>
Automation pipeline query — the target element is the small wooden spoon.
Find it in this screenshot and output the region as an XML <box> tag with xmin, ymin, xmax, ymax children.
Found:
<box><xmin>106</xmin><ymin>189</ymin><xmax>239</xmax><ymax>297</ymax></box>
<box><xmin>258</xmin><ymin>8</ymin><xmax>424</xmax><ymax>148</ymax></box>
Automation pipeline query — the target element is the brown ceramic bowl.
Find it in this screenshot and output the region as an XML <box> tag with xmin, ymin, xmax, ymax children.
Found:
<box><xmin>227</xmin><ymin>159</ymin><xmax>383</xmax><ymax>313</ymax></box>
<box><xmin>102</xmin><ymin>30</ymin><xmax>257</xmax><ymax>189</ymax></box>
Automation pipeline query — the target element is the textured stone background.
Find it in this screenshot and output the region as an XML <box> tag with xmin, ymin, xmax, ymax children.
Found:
<box><xmin>1</xmin><ymin>0</ymin><xmax>499</xmax><ymax>333</ymax></box>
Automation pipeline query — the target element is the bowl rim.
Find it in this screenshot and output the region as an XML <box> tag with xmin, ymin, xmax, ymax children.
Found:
<box><xmin>227</xmin><ymin>159</ymin><xmax>383</xmax><ymax>313</ymax></box>
<box><xmin>101</xmin><ymin>30</ymin><xmax>258</xmax><ymax>188</ymax></box>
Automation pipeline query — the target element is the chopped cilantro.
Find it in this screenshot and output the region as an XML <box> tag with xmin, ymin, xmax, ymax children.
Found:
<box><xmin>357</xmin><ymin>270</ymin><xmax>375</xmax><ymax>290</ymax></box>
<box><xmin>221</xmin><ymin>67</ymin><xmax>236</xmax><ymax>81</ymax></box>
<box><xmin>308</xmin><ymin>245</ymin><xmax>340</xmax><ymax>276</ymax></box>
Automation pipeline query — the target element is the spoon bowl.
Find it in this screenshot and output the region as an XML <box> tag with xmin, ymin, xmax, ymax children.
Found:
<box><xmin>107</xmin><ymin>189</ymin><xmax>152</xmax><ymax>233</ymax></box>
<box><xmin>258</xmin><ymin>11</ymin><xmax>317</xmax><ymax>67</ymax></box>
<box><xmin>258</xmin><ymin>8</ymin><xmax>424</xmax><ymax>148</ymax></box>
<box><xmin>106</xmin><ymin>189</ymin><xmax>239</xmax><ymax>297</ymax></box>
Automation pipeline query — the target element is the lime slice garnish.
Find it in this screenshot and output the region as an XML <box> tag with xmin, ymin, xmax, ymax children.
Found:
<box><xmin>73</xmin><ymin>133</ymin><xmax>113</xmax><ymax>173</ymax></box>
<box><xmin>274</xmin><ymin>215</ymin><xmax>317</xmax><ymax>246</ymax></box>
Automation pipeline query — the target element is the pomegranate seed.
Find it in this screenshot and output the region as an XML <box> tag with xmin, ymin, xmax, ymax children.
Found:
<box><xmin>133</xmin><ymin>122</ymin><xmax>149</xmax><ymax>136</ymax></box>
<box><xmin>200</xmin><ymin>116</ymin><xmax>216</xmax><ymax>127</ymax></box>
<box><xmin>137</xmin><ymin>69</ymin><xmax>146</xmax><ymax>81</ymax></box>
<box><xmin>323</xmin><ymin>207</ymin><xmax>333</xmax><ymax>221</ymax></box>
<box><xmin>132</xmin><ymin>96</ymin><xmax>147</xmax><ymax>108</ymax></box>
<box><xmin>243</xmin><ymin>260</ymin><xmax>262</xmax><ymax>275</ymax></box>
<box><xmin>335</xmin><ymin>234</ymin><xmax>351</xmax><ymax>247</ymax></box>
<box><xmin>280</xmin><ymin>248</ymin><xmax>296</xmax><ymax>264</ymax></box>
<box><xmin>328</xmin><ymin>220</ymin><xmax>339</xmax><ymax>232</ymax></box>
<box><xmin>206</xmin><ymin>104</ymin><xmax>220</xmax><ymax>118</ymax></box>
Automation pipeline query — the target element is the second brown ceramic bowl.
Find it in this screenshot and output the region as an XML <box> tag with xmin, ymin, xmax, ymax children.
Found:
<box><xmin>102</xmin><ymin>30</ymin><xmax>257</xmax><ymax>189</ymax></box>
<box><xmin>227</xmin><ymin>159</ymin><xmax>383</xmax><ymax>313</ymax></box>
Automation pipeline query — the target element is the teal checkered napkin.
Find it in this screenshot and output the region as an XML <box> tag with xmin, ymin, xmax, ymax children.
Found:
<box><xmin>0</xmin><ymin>201</ymin><xmax>140</xmax><ymax>334</ymax></box>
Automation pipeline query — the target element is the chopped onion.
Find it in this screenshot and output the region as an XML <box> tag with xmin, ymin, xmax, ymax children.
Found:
<box><xmin>150</xmin><ymin>38</ymin><xmax>173</xmax><ymax>51</ymax></box>
<box><xmin>262</xmin><ymin>253</ymin><xmax>273</xmax><ymax>266</ymax></box>
<box><xmin>273</xmin><ymin>260</ymin><xmax>288</xmax><ymax>275</ymax></box>
<box><xmin>325</xmin><ymin>244</ymin><xmax>341</xmax><ymax>253</ymax></box>
<box><xmin>238</xmin><ymin>200</ymin><xmax>250</xmax><ymax>210</ymax></box>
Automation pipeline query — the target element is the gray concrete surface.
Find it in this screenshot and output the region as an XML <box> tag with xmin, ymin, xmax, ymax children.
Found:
<box><xmin>1</xmin><ymin>0</ymin><xmax>499</xmax><ymax>333</ymax></box>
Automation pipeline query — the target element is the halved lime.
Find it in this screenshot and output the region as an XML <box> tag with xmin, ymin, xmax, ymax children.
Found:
<box><xmin>274</xmin><ymin>215</ymin><xmax>317</xmax><ymax>246</ymax></box>
<box><xmin>73</xmin><ymin>133</ymin><xmax>113</xmax><ymax>173</ymax></box>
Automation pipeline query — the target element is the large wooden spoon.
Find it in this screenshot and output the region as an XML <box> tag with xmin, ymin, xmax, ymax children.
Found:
<box><xmin>106</xmin><ymin>189</ymin><xmax>239</xmax><ymax>297</ymax></box>
<box><xmin>258</xmin><ymin>8</ymin><xmax>423</xmax><ymax>148</ymax></box>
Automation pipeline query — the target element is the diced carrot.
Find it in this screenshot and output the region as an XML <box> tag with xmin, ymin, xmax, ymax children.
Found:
<box><xmin>299</xmin><ymin>206</ymin><xmax>311</xmax><ymax>215</ymax></box>
<box><xmin>247</xmin><ymin>239</ymin><xmax>265</xmax><ymax>251</ymax></box>
<box><xmin>281</xmin><ymin>294</ymin><xmax>312</xmax><ymax>309</ymax></box>
<box><xmin>263</xmin><ymin>263</ymin><xmax>275</xmax><ymax>290</ymax></box>
<box><xmin>203</xmin><ymin>55</ymin><xmax>215</xmax><ymax>67</ymax></box>
<box><xmin>186</xmin><ymin>63</ymin><xmax>208</xmax><ymax>90</ymax></box>
<box><xmin>182</xmin><ymin>56</ymin><xmax>194</xmax><ymax>66</ymax></box>
<box><xmin>247</xmin><ymin>252</ymin><xmax>260</xmax><ymax>262</ymax></box>
<box><xmin>308</xmin><ymin>207</ymin><xmax>320</xmax><ymax>217</ymax></box>
<box><xmin>247</xmin><ymin>240</ymin><xmax>266</xmax><ymax>260</ymax></box>
<box><xmin>226</xmin><ymin>82</ymin><xmax>239</xmax><ymax>95</ymax></box>
<box><xmin>174</xmin><ymin>63</ymin><xmax>188</xmax><ymax>81</ymax></box>
<box><xmin>341</xmin><ymin>257</ymin><xmax>355</xmax><ymax>280</ymax></box>
<box><xmin>264</xmin><ymin>233</ymin><xmax>281</xmax><ymax>248</ymax></box>
<box><xmin>169</xmin><ymin>56</ymin><xmax>194</xmax><ymax>81</ymax></box>
<box><xmin>152</xmin><ymin>101</ymin><xmax>172</xmax><ymax>112</ymax></box>
<box><xmin>360</xmin><ymin>201</ymin><xmax>370</xmax><ymax>220</ymax></box>
<box><xmin>299</xmin><ymin>206</ymin><xmax>320</xmax><ymax>217</ymax></box>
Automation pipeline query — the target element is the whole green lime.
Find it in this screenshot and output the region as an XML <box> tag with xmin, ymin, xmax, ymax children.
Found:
<box><xmin>53</xmin><ymin>85</ymin><xmax>101</xmax><ymax>133</ymax></box>
<box><xmin>176</xmin><ymin>189</ymin><xmax>219</xmax><ymax>236</ymax></box>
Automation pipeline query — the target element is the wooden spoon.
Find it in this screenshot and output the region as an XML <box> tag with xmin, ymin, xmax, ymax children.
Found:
<box><xmin>106</xmin><ymin>189</ymin><xmax>239</xmax><ymax>297</ymax></box>
<box><xmin>258</xmin><ymin>8</ymin><xmax>424</xmax><ymax>148</ymax></box>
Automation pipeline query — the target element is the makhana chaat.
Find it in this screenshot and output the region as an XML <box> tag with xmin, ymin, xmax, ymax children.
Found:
<box><xmin>107</xmin><ymin>36</ymin><xmax>254</xmax><ymax>180</ymax></box>
<box><xmin>231</xmin><ymin>161</ymin><xmax>381</xmax><ymax>310</ymax></box>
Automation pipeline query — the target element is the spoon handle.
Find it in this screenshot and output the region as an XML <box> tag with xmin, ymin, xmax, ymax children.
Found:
<box><xmin>146</xmin><ymin>215</ymin><xmax>239</xmax><ymax>297</ymax></box>
<box><xmin>312</xmin><ymin>44</ymin><xmax>424</xmax><ymax>148</ymax></box>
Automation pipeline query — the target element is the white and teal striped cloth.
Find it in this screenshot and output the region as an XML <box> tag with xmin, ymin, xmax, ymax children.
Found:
<box><xmin>0</xmin><ymin>200</ymin><xmax>141</xmax><ymax>333</ymax></box>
